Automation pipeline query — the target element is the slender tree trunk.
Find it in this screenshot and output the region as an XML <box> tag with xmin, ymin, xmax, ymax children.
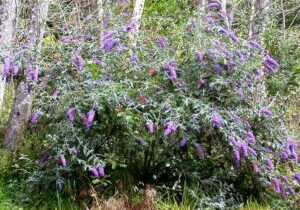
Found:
<box><xmin>258</xmin><ymin>0</ymin><xmax>270</xmax><ymax>37</ymax></box>
<box><xmin>97</xmin><ymin>0</ymin><xmax>103</xmax><ymax>40</ymax></box>
<box><xmin>0</xmin><ymin>0</ymin><xmax>19</xmax><ymax>108</ymax></box>
<box><xmin>220</xmin><ymin>0</ymin><xmax>229</xmax><ymax>28</ymax></box>
<box><xmin>129</xmin><ymin>0</ymin><xmax>145</xmax><ymax>46</ymax></box>
<box><xmin>4</xmin><ymin>0</ymin><xmax>50</xmax><ymax>151</ymax></box>
<box><xmin>248</xmin><ymin>0</ymin><xmax>256</xmax><ymax>39</ymax></box>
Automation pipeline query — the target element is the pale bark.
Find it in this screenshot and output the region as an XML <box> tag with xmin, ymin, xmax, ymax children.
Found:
<box><xmin>97</xmin><ymin>0</ymin><xmax>103</xmax><ymax>39</ymax></box>
<box><xmin>0</xmin><ymin>0</ymin><xmax>19</xmax><ymax>108</ymax></box>
<box><xmin>258</xmin><ymin>0</ymin><xmax>270</xmax><ymax>38</ymax></box>
<box><xmin>129</xmin><ymin>0</ymin><xmax>145</xmax><ymax>46</ymax></box>
<box><xmin>248</xmin><ymin>0</ymin><xmax>256</xmax><ymax>39</ymax></box>
<box><xmin>221</xmin><ymin>0</ymin><xmax>229</xmax><ymax>28</ymax></box>
<box><xmin>4</xmin><ymin>0</ymin><xmax>50</xmax><ymax>151</ymax></box>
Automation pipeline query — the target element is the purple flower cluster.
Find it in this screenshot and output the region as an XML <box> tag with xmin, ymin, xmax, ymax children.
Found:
<box><xmin>195</xmin><ymin>51</ymin><xmax>204</xmax><ymax>64</ymax></box>
<box><xmin>125</xmin><ymin>22</ymin><xmax>136</xmax><ymax>32</ymax></box>
<box><xmin>85</xmin><ymin>108</ymin><xmax>96</xmax><ymax>130</ymax></box>
<box><xmin>211</xmin><ymin>113</ymin><xmax>223</xmax><ymax>127</ymax></box>
<box><xmin>59</xmin><ymin>155</ymin><xmax>67</xmax><ymax>167</ymax></box>
<box><xmin>234</xmin><ymin>150</ymin><xmax>240</xmax><ymax>167</ymax></box>
<box><xmin>179</xmin><ymin>139</ymin><xmax>188</xmax><ymax>150</ymax></box>
<box><xmin>195</xmin><ymin>143</ymin><xmax>205</xmax><ymax>159</ymax></box>
<box><xmin>244</xmin><ymin>131</ymin><xmax>256</xmax><ymax>144</ymax></box>
<box><xmin>260</xmin><ymin>107</ymin><xmax>272</xmax><ymax>117</ymax></box>
<box><xmin>165</xmin><ymin>61</ymin><xmax>177</xmax><ymax>80</ymax></box>
<box><xmin>73</xmin><ymin>53</ymin><xmax>85</xmax><ymax>71</ymax></box>
<box><xmin>164</xmin><ymin>121</ymin><xmax>176</xmax><ymax>138</ymax></box>
<box><xmin>248</xmin><ymin>40</ymin><xmax>262</xmax><ymax>50</ymax></box>
<box><xmin>30</xmin><ymin>113</ymin><xmax>40</xmax><ymax>124</ymax></box>
<box><xmin>90</xmin><ymin>166</ymin><xmax>105</xmax><ymax>177</ymax></box>
<box><xmin>264</xmin><ymin>55</ymin><xmax>279</xmax><ymax>73</ymax></box>
<box><xmin>146</xmin><ymin>121</ymin><xmax>155</xmax><ymax>134</ymax></box>
<box><xmin>282</xmin><ymin>139</ymin><xmax>299</xmax><ymax>162</ymax></box>
<box><xmin>157</xmin><ymin>36</ymin><xmax>167</xmax><ymax>49</ymax></box>
<box><xmin>102</xmin><ymin>30</ymin><xmax>118</xmax><ymax>52</ymax></box>
<box><xmin>70</xmin><ymin>147</ymin><xmax>78</xmax><ymax>155</ymax></box>
<box><xmin>67</xmin><ymin>107</ymin><xmax>75</xmax><ymax>124</ymax></box>
<box><xmin>130</xmin><ymin>54</ymin><xmax>139</xmax><ymax>62</ymax></box>
<box><xmin>265</xmin><ymin>158</ymin><xmax>274</xmax><ymax>170</ymax></box>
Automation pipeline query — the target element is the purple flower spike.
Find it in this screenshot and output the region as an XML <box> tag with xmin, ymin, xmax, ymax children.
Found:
<box><xmin>248</xmin><ymin>41</ymin><xmax>262</xmax><ymax>50</ymax></box>
<box><xmin>264</xmin><ymin>55</ymin><xmax>279</xmax><ymax>73</ymax></box>
<box><xmin>265</xmin><ymin>158</ymin><xmax>274</xmax><ymax>170</ymax></box>
<box><xmin>234</xmin><ymin>150</ymin><xmax>240</xmax><ymax>167</ymax></box>
<box><xmin>195</xmin><ymin>143</ymin><xmax>205</xmax><ymax>159</ymax></box>
<box><xmin>67</xmin><ymin>107</ymin><xmax>75</xmax><ymax>124</ymax></box>
<box><xmin>211</xmin><ymin>113</ymin><xmax>223</xmax><ymax>127</ymax></box>
<box><xmin>286</xmin><ymin>186</ymin><xmax>295</xmax><ymax>197</ymax></box>
<box><xmin>146</xmin><ymin>121</ymin><xmax>155</xmax><ymax>134</ymax></box>
<box><xmin>272</xmin><ymin>178</ymin><xmax>281</xmax><ymax>193</ymax></box>
<box><xmin>228</xmin><ymin>33</ymin><xmax>239</xmax><ymax>42</ymax></box>
<box><xmin>260</xmin><ymin>107</ymin><xmax>272</xmax><ymax>117</ymax></box>
<box><xmin>70</xmin><ymin>147</ymin><xmax>78</xmax><ymax>155</ymax></box>
<box><xmin>206</xmin><ymin>13</ymin><xmax>213</xmax><ymax>24</ymax></box>
<box><xmin>248</xmin><ymin>147</ymin><xmax>257</xmax><ymax>157</ymax></box>
<box><xmin>196</xmin><ymin>52</ymin><xmax>204</xmax><ymax>64</ymax></box>
<box><xmin>98</xmin><ymin>167</ymin><xmax>105</xmax><ymax>177</ymax></box>
<box><xmin>280</xmin><ymin>151</ymin><xmax>289</xmax><ymax>161</ymax></box>
<box><xmin>228</xmin><ymin>136</ymin><xmax>238</xmax><ymax>148</ymax></box>
<box><xmin>165</xmin><ymin>61</ymin><xmax>177</xmax><ymax>80</ymax></box>
<box><xmin>13</xmin><ymin>65</ymin><xmax>19</xmax><ymax>75</ymax></box>
<box><xmin>278</xmin><ymin>175</ymin><xmax>289</xmax><ymax>184</ymax></box>
<box><xmin>29</xmin><ymin>67</ymin><xmax>39</xmax><ymax>81</ymax></box>
<box><xmin>73</xmin><ymin>53</ymin><xmax>85</xmax><ymax>71</ymax></box>
<box><xmin>239</xmin><ymin>141</ymin><xmax>248</xmax><ymax>157</ymax></box>
<box><xmin>125</xmin><ymin>22</ymin><xmax>136</xmax><ymax>32</ymax></box>
<box><xmin>59</xmin><ymin>155</ymin><xmax>67</xmax><ymax>167</ymax></box>
<box><xmin>30</xmin><ymin>113</ymin><xmax>40</xmax><ymax>124</ymax></box>
<box><xmin>179</xmin><ymin>139</ymin><xmax>188</xmax><ymax>150</ymax></box>
<box><xmin>92</xmin><ymin>56</ymin><xmax>100</xmax><ymax>65</ymax></box>
<box><xmin>2</xmin><ymin>57</ymin><xmax>11</xmax><ymax>78</ymax></box>
<box><xmin>85</xmin><ymin>108</ymin><xmax>96</xmax><ymax>129</ymax></box>
<box><xmin>219</xmin><ymin>27</ymin><xmax>228</xmax><ymax>36</ymax></box>
<box><xmin>102</xmin><ymin>30</ymin><xmax>118</xmax><ymax>52</ymax></box>
<box><xmin>130</xmin><ymin>54</ymin><xmax>139</xmax><ymax>62</ymax></box>
<box><xmin>245</xmin><ymin>131</ymin><xmax>256</xmax><ymax>144</ymax></box>
<box><xmin>294</xmin><ymin>173</ymin><xmax>300</xmax><ymax>185</ymax></box>
<box><xmin>90</xmin><ymin>167</ymin><xmax>99</xmax><ymax>177</ymax></box>
<box><xmin>157</xmin><ymin>36</ymin><xmax>167</xmax><ymax>49</ymax></box>
<box><xmin>163</xmin><ymin>121</ymin><xmax>176</xmax><ymax>138</ymax></box>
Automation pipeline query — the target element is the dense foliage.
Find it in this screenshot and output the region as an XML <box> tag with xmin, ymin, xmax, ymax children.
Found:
<box><xmin>0</xmin><ymin>0</ymin><xmax>299</xmax><ymax>209</ymax></box>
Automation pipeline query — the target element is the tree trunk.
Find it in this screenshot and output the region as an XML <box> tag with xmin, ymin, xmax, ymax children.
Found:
<box><xmin>257</xmin><ymin>0</ymin><xmax>270</xmax><ymax>39</ymax></box>
<box><xmin>129</xmin><ymin>0</ymin><xmax>145</xmax><ymax>46</ymax></box>
<box><xmin>97</xmin><ymin>0</ymin><xmax>103</xmax><ymax>39</ymax></box>
<box><xmin>0</xmin><ymin>0</ymin><xmax>19</xmax><ymax>108</ymax></box>
<box><xmin>4</xmin><ymin>0</ymin><xmax>50</xmax><ymax>151</ymax></box>
<box><xmin>248</xmin><ymin>0</ymin><xmax>256</xmax><ymax>39</ymax></box>
<box><xmin>221</xmin><ymin>0</ymin><xmax>229</xmax><ymax>28</ymax></box>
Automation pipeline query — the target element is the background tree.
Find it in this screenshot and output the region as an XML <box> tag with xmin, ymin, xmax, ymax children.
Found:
<box><xmin>4</xmin><ymin>0</ymin><xmax>50</xmax><ymax>151</ymax></box>
<box><xmin>0</xmin><ymin>0</ymin><xmax>20</xmax><ymax>108</ymax></box>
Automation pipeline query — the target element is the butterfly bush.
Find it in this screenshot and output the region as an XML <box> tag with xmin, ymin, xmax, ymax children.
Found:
<box><xmin>24</xmin><ymin>0</ymin><xmax>299</xmax><ymax>201</ymax></box>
